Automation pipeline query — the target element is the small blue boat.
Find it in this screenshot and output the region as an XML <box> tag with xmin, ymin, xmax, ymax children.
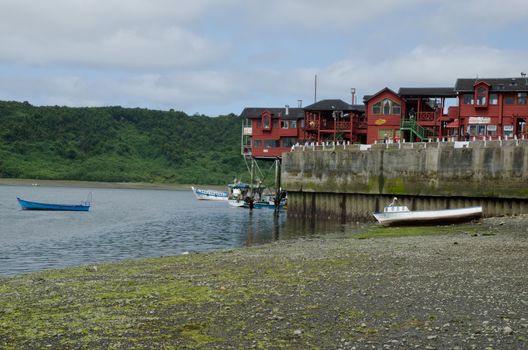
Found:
<box><xmin>17</xmin><ymin>195</ymin><xmax>91</xmax><ymax>212</ymax></box>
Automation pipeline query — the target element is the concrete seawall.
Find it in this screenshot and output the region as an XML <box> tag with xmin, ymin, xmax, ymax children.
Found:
<box><xmin>282</xmin><ymin>140</ymin><xmax>528</xmax><ymax>220</ymax></box>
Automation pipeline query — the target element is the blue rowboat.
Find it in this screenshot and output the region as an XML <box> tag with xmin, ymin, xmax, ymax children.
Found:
<box><xmin>17</xmin><ymin>197</ymin><xmax>91</xmax><ymax>211</ymax></box>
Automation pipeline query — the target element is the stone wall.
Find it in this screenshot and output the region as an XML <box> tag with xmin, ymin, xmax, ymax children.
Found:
<box><xmin>282</xmin><ymin>140</ymin><xmax>528</xmax><ymax>220</ymax></box>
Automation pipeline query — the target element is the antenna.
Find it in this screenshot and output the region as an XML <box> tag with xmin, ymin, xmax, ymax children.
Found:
<box><xmin>297</xmin><ymin>99</ymin><xmax>302</xmax><ymax>108</ymax></box>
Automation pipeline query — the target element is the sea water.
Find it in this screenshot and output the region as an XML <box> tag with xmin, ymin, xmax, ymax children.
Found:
<box><xmin>0</xmin><ymin>185</ymin><xmax>360</xmax><ymax>276</ymax></box>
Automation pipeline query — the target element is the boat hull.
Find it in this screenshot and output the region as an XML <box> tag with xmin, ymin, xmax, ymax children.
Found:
<box><xmin>191</xmin><ymin>186</ymin><xmax>228</xmax><ymax>201</ymax></box>
<box><xmin>251</xmin><ymin>202</ymin><xmax>284</xmax><ymax>209</ymax></box>
<box><xmin>227</xmin><ymin>199</ymin><xmax>245</xmax><ymax>207</ymax></box>
<box><xmin>17</xmin><ymin>198</ymin><xmax>90</xmax><ymax>212</ymax></box>
<box><xmin>373</xmin><ymin>206</ymin><xmax>482</xmax><ymax>226</ymax></box>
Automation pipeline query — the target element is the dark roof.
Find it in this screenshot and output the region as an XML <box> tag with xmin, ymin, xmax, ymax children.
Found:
<box><xmin>363</xmin><ymin>87</ymin><xmax>400</xmax><ymax>102</ymax></box>
<box><xmin>455</xmin><ymin>78</ymin><xmax>528</xmax><ymax>92</ymax></box>
<box><xmin>398</xmin><ymin>87</ymin><xmax>456</xmax><ymax>98</ymax></box>
<box><xmin>350</xmin><ymin>104</ymin><xmax>365</xmax><ymax>112</ymax></box>
<box><xmin>304</xmin><ymin>99</ymin><xmax>363</xmax><ymax>111</ymax></box>
<box><xmin>239</xmin><ymin>107</ymin><xmax>304</xmax><ymax>120</ymax></box>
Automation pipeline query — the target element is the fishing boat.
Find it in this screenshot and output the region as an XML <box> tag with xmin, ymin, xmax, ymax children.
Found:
<box><xmin>191</xmin><ymin>186</ymin><xmax>228</xmax><ymax>201</ymax></box>
<box><xmin>373</xmin><ymin>197</ymin><xmax>482</xmax><ymax>226</ymax></box>
<box><xmin>17</xmin><ymin>196</ymin><xmax>91</xmax><ymax>212</ymax></box>
<box><xmin>226</xmin><ymin>182</ymin><xmax>286</xmax><ymax>209</ymax></box>
<box><xmin>227</xmin><ymin>182</ymin><xmax>251</xmax><ymax>208</ymax></box>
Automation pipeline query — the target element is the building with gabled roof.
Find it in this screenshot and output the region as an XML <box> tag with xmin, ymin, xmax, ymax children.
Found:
<box><xmin>240</xmin><ymin>75</ymin><xmax>528</xmax><ymax>159</ymax></box>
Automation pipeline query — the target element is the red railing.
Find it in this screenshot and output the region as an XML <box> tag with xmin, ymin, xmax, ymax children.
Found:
<box><xmin>305</xmin><ymin>116</ymin><xmax>367</xmax><ymax>131</ymax></box>
<box><xmin>336</xmin><ymin>120</ymin><xmax>351</xmax><ymax>130</ymax></box>
<box><xmin>417</xmin><ymin>111</ymin><xmax>441</xmax><ymax>121</ymax></box>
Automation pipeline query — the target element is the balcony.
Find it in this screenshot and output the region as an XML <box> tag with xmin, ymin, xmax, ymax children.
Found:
<box><xmin>305</xmin><ymin>118</ymin><xmax>353</xmax><ymax>131</ymax></box>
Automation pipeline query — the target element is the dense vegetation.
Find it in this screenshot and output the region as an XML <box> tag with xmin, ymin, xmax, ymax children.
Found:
<box><xmin>0</xmin><ymin>101</ymin><xmax>249</xmax><ymax>185</ymax></box>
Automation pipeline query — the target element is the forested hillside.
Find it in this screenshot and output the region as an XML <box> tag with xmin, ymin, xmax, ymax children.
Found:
<box><xmin>0</xmin><ymin>101</ymin><xmax>248</xmax><ymax>185</ymax></box>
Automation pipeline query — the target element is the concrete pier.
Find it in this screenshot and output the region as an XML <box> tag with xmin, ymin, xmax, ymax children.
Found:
<box><xmin>282</xmin><ymin>140</ymin><xmax>528</xmax><ymax>221</ymax></box>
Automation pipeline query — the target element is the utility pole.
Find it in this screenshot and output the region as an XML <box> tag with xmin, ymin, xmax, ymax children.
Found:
<box><xmin>314</xmin><ymin>75</ymin><xmax>317</xmax><ymax>103</ymax></box>
<box><xmin>274</xmin><ymin>158</ymin><xmax>281</xmax><ymax>212</ymax></box>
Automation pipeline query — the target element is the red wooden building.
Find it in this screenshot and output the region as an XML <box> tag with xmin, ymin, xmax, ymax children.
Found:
<box><xmin>365</xmin><ymin>78</ymin><xmax>528</xmax><ymax>144</ymax></box>
<box><xmin>241</xmin><ymin>76</ymin><xmax>528</xmax><ymax>159</ymax></box>
<box><xmin>303</xmin><ymin>99</ymin><xmax>366</xmax><ymax>144</ymax></box>
<box><xmin>453</xmin><ymin>78</ymin><xmax>527</xmax><ymax>139</ymax></box>
<box><xmin>240</xmin><ymin>100</ymin><xmax>366</xmax><ymax>159</ymax></box>
<box><xmin>240</xmin><ymin>106</ymin><xmax>305</xmax><ymax>160</ymax></box>
<box><xmin>365</xmin><ymin>87</ymin><xmax>457</xmax><ymax>144</ymax></box>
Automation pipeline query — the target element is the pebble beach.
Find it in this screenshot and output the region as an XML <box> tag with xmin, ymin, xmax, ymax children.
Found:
<box><xmin>0</xmin><ymin>216</ymin><xmax>527</xmax><ymax>349</ymax></box>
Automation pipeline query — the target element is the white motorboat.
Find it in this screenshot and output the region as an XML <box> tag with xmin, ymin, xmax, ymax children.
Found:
<box><xmin>191</xmin><ymin>186</ymin><xmax>228</xmax><ymax>201</ymax></box>
<box><xmin>373</xmin><ymin>197</ymin><xmax>482</xmax><ymax>226</ymax></box>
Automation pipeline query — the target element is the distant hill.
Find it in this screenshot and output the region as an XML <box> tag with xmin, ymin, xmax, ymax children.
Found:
<box><xmin>0</xmin><ymin>101</ymin><xmax>248</xmax><ymax>185</ymax></box>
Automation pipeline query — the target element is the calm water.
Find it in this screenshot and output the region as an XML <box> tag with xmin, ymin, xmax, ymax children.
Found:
<box><xmin>0</xmin><ymin>185</ymin><xmax>360</xmax><ymax>276</ymax></box>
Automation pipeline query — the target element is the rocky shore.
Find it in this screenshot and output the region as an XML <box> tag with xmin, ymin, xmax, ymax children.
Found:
<box><xmin>1</xmin><ymin>217</ymin><xmax>527</xmax><ymax>349</ymax></box>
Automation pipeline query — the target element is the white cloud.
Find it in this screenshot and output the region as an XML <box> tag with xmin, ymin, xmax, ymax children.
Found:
<box><xmin>226</xmin><ymin>45</ymin><xmax>528</xmax><ymax>106</ymax></box>
<box><xmin>308</xmin><ymin>46</ymin><xmax>528</xmax><ymax>100</ymax></box>
<box><xmin>0</xmin><ymin>1</ymin><xmax>527</xmax><ymax>115</ymax></box>
<box><xmin>0</xmin><ymin>0</ymin><xmax>231</xmax><ymax>68</ymax></box>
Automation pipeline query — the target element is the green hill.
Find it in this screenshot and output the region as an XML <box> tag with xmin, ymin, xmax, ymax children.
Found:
<box><xmin>0</xmin><ymin>101</ymin><xmax>248</xmax><ymax>185</ymax></box>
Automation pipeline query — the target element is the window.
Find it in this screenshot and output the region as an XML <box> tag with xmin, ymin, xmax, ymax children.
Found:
<box><xmin>489</xmin><ymin>93</ymin><xmax>498</xmax><ymax>105</ymax></box>
<box><xmin>290</xmin><ymin>120</ymin><xmax>297</xmax><ymax>128</ymax></box>
<box><xmin>263</xmin><ymin>140</ymin><xmax>279</xmax><ymax>148</ymax></box>
<box><xmin>504</xmin><ymin>125</ymin><xmax>514</xmax><ymax>137</ymax></box>
<box><xmin>262</xmin><ymin>115</ymin><xmax>270</xmax><ymax>129</ymax></box>
<box><xmin>468</xmin><ymin>125</ymin><xmax>486</xmax><ymax>136</ymax></box>
<box><xmin>299</xmin><ymin>119</ymin><xmax>305</xmax><ymax>128</ymax></box>
<box><xmin>476</xmin><ymin>87</ymin><xmax>487</xmax><ymax>105</ymax></box>
<box><xmin>373</xmin><ymin>102</ymin><xmax>381</xmax><ymax>115</ymax></box>
<box><xmin>281</xmin><ymin>137</ymin><xmax>297</xmax><ymax>147</ymax></box>
<box><xmin>383</xmin><ymin>100</ymin><xmax>391</xmax><ymax>114</ymax></box>
<box><xmin>272</xmin><ymin>119</ymin><xmax>279</xmax><ymax>128</ymax></box>
<box><xmin>505</xmin><ymin>95</ymin><xmax>515</xmax><ymax>105</ymax></box>
<box><xmin>373</xmin><ymin>99</ymin><xmax>400</xmax><ymax>115</ymax></box>
<box><xmin>280</xmin><ymin>120</ymin><xmax>289</xmax><ymax>129</ymax></box>
<box><xmin>378</xmin><ymin>129</ymin><xmax>394</xmax><ymax>140</ymax></box>
<box><xmin>517</xmin><ymin>93</ymin><xmax>527</xmax><ymax>105</ymax></box>
<box><xmin>392</xmin><ymin>103</ymin><xmax>401</xmax><ymax>115</ymax></box>
<box><xmin>463</xmin><ymin>94</ymin><xmax>474</xmax><ymax>104</ymax></box>
<box><xmin>254</xmin><ymin>140</ymin><xmax>262</xmax><ymax>147</ymax></box>
<box><xmin>486</xmin><ymin>125</ymin><xmax>497</xmax><ymax>136</ymax></box>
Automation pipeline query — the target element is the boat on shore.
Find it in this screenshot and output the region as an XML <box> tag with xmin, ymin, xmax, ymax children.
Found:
<box><xmin>191</xmin><ymin>186</ymin><xmax>228</xmax><ymax>201</ymax></box>
<box><xmin>373</xmin><ymin>198</ymin><xmax>482</xmax><ymax>226</ymax></box>
<box><xmin>17</xmin><ymin>197</ymin><xmax>91</xmax><ymax>212</ymax></box>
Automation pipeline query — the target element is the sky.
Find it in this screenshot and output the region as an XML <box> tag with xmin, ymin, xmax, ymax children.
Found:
<box><xmin>1</xmin><ymin>0</ymin><xmax>528</xmax><ymax>116</ymax></box>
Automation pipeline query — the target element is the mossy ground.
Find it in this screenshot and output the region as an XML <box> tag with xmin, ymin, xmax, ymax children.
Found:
<box><xmin>0</xmin><ymin>218</ymin><xmax>526</xmax><ymax>349</ymax></box>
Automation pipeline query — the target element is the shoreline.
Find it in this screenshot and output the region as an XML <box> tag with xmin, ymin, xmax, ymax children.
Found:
<box><xmin>1</xmin><ymin>216</ymin><xmax>527</xmax><ymax>348</ymax></box>
<box><xmin>0</xmin><ymin>178</ymin><xmax>227</xmax><ymax>191</ymax></box>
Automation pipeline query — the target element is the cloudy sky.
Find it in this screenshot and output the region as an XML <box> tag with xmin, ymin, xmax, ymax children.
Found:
<box><xmin>1</xmin><ymin>0</ymin><xmax>527</xmax><ymax>116</ymax></box>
